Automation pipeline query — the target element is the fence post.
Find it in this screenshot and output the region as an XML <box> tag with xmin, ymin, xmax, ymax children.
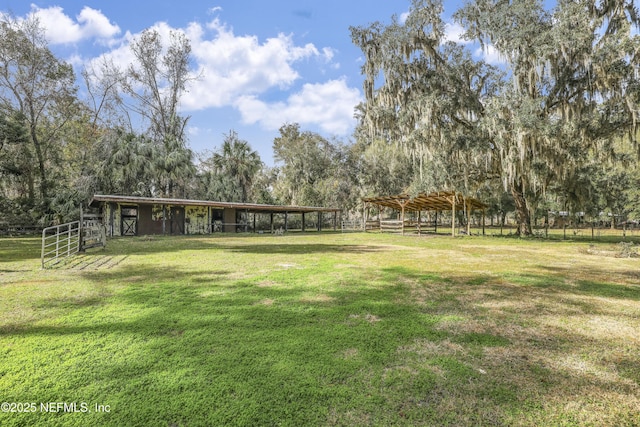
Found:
<box><xmin>67</xmin><ymin>225</ymin><xmax>71</xmax><ymax>257</ymax></box>
<box><xmin>79</xmin><ymin>206</ymin><xmax>84</xmax><ymax>252</ymax></box>
<box><xmin>41</xmin><ymin>229</ymin><xmax>46</xmax><ymax>269</ymax></box>
<box><xmin>55</xmin><ymin>225</ymin><xmax>60</xmax><ymax>260</ymax></box>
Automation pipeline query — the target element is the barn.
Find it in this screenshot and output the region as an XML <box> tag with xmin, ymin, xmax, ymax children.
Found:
<box><xmin>89</xmin><ymin>195</ymin><xmax>341</xmax><ymax>237</ymax></box>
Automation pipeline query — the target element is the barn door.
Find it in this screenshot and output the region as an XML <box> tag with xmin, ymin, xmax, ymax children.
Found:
<box><xmin>121</xmin><ymin>206</ymin><xmax>138</xmax><ymax>236</ymax></box>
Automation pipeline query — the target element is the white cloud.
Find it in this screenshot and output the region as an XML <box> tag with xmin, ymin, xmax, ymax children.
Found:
<box><xmin>29</xmin><ymin>5</ymin><xmax>120</xmax><ymax>44</ymax></box>
<box><xmin>443</xmin><ymin>22</ymin><xmax>468</xmax><ymax>44</ymax></box>
<box><xmin>475</xmin><ymin>44</ymin><xmax>505</xmax><ymax>65</ymax></box>
<box><xmin>181</xmin><ymin>18</ymin><xmax>323</xmax><ymax>110</ymax></box>
<box><xmin>400</xmin><ymin>12</ymin><xmax>410</xmax><ymax>24</ymax></box>
<box><xmin>235</xmin><ymin>78</ymin><xmax>361</xmax><ymax>135</ymax></box>
<box><xmin>321</xmin><ymin>47</ymin><xmax>335</xmax><ymax>62</ymax></box>
<box><xmin>84</xmin><ymin>14</ymin><xmax>353</xmax><ymax>134</ymax></box>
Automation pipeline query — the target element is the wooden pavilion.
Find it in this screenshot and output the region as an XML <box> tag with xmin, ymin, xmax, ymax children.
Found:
<box><xmin>362</xmin><ymin>191</ymin><xmax>488</xmax><ymax>237</ymax></box>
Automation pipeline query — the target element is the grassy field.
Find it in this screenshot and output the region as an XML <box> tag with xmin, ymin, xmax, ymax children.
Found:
<box><xmin>1</xmin><ymin>233</ymin><xmax>639</xmax><ymax>426</ymax></box>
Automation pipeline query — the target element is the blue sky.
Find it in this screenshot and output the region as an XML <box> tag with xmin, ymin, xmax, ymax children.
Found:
<box><xmin>3</xmin><ymin>1</ymin><xmax>494</xmax><ymax>164</ymax></box>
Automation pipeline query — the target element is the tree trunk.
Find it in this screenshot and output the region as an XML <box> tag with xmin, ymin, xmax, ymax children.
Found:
<box><xmin>29</xmin><ymin>122</ymin><xmax>48</xmax><ymax>201</ymax></box>
<box><xmin>510</xmin><ymin>180</ymin><xmax>532</xmax><ymax>236</ymax></box>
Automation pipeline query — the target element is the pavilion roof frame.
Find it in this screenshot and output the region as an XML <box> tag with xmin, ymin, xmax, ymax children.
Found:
<box><xmin>362</xmin><ymin>191</ymin><xmax>488</xmax><ymax>212</ymax></box>
<box><xmin>362</xmin><ymin>191</ymin><xmax>488</xmax><ymax>237</ymax></box>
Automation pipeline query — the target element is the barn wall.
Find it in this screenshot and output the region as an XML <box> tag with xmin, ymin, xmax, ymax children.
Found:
<box><xmin>103</xmin><ymin>203</ymin><xmax>113</xmax><ymax>236</ymax></box>
<box><xmin>185</xmin><ymin>205</ymin><xmax>209</xmax><ymax>234</ymax></box>
<box><xmin>112</xmin><ymin>203</ymin><xmax>121</xmax><ymax>236</ymax></box>
<box><xmin>133</xmin><ymin>203</ymin><xmax>170</xmax><ymax>235</ymax></box>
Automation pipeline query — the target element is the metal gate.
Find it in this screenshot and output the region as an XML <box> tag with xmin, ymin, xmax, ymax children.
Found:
<box><xmin>41</xmin><ymin>215</ymin><xmax>106</xmax><ymax>268</ymax></box>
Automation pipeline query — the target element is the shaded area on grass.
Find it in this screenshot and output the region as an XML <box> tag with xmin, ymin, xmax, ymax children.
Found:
<box><xmin>0</xmin><ymin>236</ymin><xmax>41</xmax><ymax>263</ymax></box>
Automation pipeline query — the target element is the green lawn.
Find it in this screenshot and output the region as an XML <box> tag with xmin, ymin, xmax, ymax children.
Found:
<box><xmin>1</xmin><ymin>233</ymin><xmax>639</xmax><ymax>426</ymax></box>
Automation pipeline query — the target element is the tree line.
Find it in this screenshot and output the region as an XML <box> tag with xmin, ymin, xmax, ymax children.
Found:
<box><xmin>1</xmin><ymin>1</ymin><xmax>640</xmax><ymax>235</ymax></box>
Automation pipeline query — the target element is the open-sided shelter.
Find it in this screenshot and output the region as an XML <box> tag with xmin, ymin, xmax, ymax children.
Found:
<box><xmin>89</xmin><ymin>195</ymin><xmax>341</xmax><ymax>237</ymax></box>
<box><xmin>362</xmin><ymin>191</ymin><xmax>487</xmax><ymax>236</ymax></box>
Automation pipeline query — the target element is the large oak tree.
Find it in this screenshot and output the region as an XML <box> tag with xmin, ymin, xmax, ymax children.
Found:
<box><xmin>352</xmin><ymin>0</ymin><xmax>640</xmax><ymax>235</ymax></box>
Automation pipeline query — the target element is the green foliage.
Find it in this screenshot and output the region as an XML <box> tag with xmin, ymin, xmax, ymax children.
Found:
<box><xmin>1</xmin><ymin>2</ymin><xmax>639</xmax><ymax>231</ymax></box>
<box><xmin>0</xmin><ymin>14</ymin><xmax>77</xmax><ymax>209</ymax></box>
<box><xmin>273</xmin><ymin>123</ymin><xmax>359</xmax><ymax>209</ymax></box>
<box><xmin>199</xmin><ymin>130</ymin><xmax>262</xmax><ymax>203</ymax></box>
<box><xmin>352</xmin><ymin>0</ymin><xmax>640</xmax><ymax>235</ymax></box>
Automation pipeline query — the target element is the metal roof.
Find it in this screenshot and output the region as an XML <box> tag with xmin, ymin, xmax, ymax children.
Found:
<box><xmin>89</xmin><ymin>195</ymin><xmax>341</xmax><ymax>214</ymax></box>
<box><xmin>362</xmin><ymin>191</ymin><xmax>487</xmax><ymax>211</ymax></box>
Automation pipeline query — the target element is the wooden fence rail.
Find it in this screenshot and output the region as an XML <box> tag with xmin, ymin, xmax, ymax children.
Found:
<box><xmin>380</xmin><ymin>220</ymin><xmax>403</xmax><ymax>233</ymax></box>
<box><xmin>341</xmin><ymin>220</ymin><xmax>363</xmax><ymax>232</ymax></box>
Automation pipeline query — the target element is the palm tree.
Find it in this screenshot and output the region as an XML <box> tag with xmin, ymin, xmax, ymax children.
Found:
<box><xmin>210</xmin><ymin>131</ymin><xmax>262</xmax><ymax>202</ymax></box>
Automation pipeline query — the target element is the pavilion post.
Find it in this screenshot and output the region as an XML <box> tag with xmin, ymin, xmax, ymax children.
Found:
<box><xmin>435</xmin><ymin>211</ymin><xmax>438</xmax><ymax>234</ymax></box>
<box><xmin>333</xmin><ymin>211</ymin><xmax>337</xmax><ymax>231</ymax></box>
<box><xmin>302</xmin><ymin>212</ymin><xmax>306</xmax><ymax>232</ymax></box>
<box><xmin>253</xmin><ymin>212</ymin><xmax>256</xmax><ymax>233</ymax></box>
<box><xmin>451</xmin><ymin>196</ymin><xmax>456</xmax><ymax>237</ymax></box>
<box><xmin>270</xmin><ymin>212</ymin><xmax>274</xmax><ymax>233</ymax></box>
<box><xmin>482</xmin><ymin>209</ymin><xmax>486</xmax><ymax>236</ymax></box>
<box><xmin>418</xmin><ymin>210</ymin><xmax>421</xmax><ymax>236</ymax></box>
<box><xmin>284</xmin><ymin>211</ymin><xmax>288</xmax><ymax>232</ymax></box>
<box><xmin>318</xmin><ymin>212</ymin><xmax>322</xmax><ymax>232</ymax></box>
<box><xmin>466</xmin><ymin>199</ymin><xmax>471</xmax><ymax>236</ymax></box>
<box><xmin>363</xmin><ymin>202</ymin><xmax>368</xmax><ymax>232</ymax></box>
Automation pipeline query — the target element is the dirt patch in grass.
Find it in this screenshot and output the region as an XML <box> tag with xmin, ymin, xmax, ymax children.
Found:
<box><xmin>299</xmin><ymin>293</ymin><xmax>334</xmax><ymax>303</ymax></box>
<box><xmin>340</xmin><ymin>348</ymin><xmax>359</xmax><ymax>359</ymax></box>
<box><xmin>347</xmin><ymin>313</ymin><xmax>382</xmax><ymax>325</ymax></box>
<box><xmin>256</xmin><ymin>280</ymin><xmax>279</xmax><ymax>287</ymax></box>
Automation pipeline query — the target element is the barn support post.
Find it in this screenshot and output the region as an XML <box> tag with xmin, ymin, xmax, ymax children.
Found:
<box><xmin>401</xmin><ymin>205</ymin><xmax>405</xmax><ymax>236</ymax></box>
<box><xmin>109</xmin><ymin>202</ymin><xmax>115</xmax><ymax>237</ymax></box>
<box><xmin>162</xmin><ymin>205</ymin><xmax>167</xmax><ymax>235</ymax></box>
<box><xmin>418</xmin><ymin>210</ymin><xmax>421</xmax><ymax>236</ymax></box>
